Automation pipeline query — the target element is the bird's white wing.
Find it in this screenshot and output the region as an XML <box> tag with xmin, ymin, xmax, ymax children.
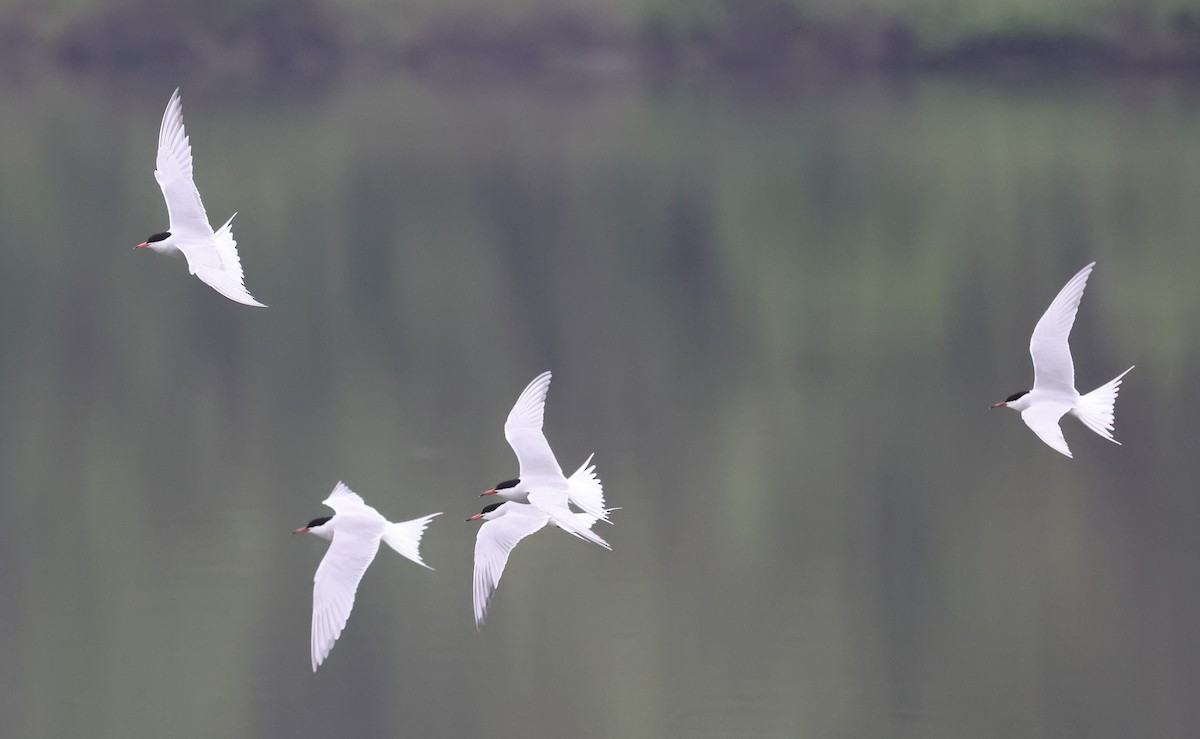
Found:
<box><xmin>1030</xmin><ymin>262</ymin><xmax>1094</xmax><ymax>394</ymax></box>
<box><xmin>504</xmin><ymin>371</ymin><xmax>564</xmax><ymax>480</ymax></box>
<box><xmin>310</xmin><ymin>524</ymin><xmax>382</xmax><ymax>671</ymax></box>
<box><xmin>473</xmin><ymin>505</ymin><xmax>549</xmax><ymax>629</ymax></box>
<box><xmin>322</xmin><ymin>482</ymin><xmax>384</xmax><ymax>520</ymax></box>
<box><xmin>192</xmin><ymin>215</ymin><xmax>266</xmax><ymax>306</ymax></box>
<box><xmin>1021</xmin><ymin>403</ymin><xmax>1074</xmax><ymax>458</ymax></box>
<box><xmin>566</xmin><ymin>454</ymin><xmax>610</xmax><ymax>523</ymax></box>
<box><xmin>154</xmin><ymin>89</ymin><xmax>215</xmax><ymax>244</ymax></box>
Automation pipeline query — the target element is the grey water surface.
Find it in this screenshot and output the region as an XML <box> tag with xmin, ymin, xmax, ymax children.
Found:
<box><xmin>0</xmin><ymin>73</ymin><xmax>1197</xmax><ymax>738</ymax></box>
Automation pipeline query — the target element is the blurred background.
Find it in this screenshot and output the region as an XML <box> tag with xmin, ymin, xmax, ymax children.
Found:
<box><xmin>1</xmin><ymin>1</ymin><xmax>1199</xmax><ymax>738</ymax></box>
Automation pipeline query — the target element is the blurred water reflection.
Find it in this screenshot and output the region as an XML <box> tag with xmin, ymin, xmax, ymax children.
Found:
<box><xmin>0</xmin><ymin>72</ymin><xmax>1197</xmax><ymax>738</ymax></box>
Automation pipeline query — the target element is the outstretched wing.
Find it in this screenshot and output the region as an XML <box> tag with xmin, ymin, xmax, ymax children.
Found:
<box><xmin>504</xmin><ymin>371</ymin><xmax>564</xmax><ymax>480</ymax></box>
<box><xmin>310</xmin><ymin>525</ymin><xmax>381</xmax><ymax>671</ymax></box>
<box><xmin>154</xmin><ymin>88</ymin><xmax>214</xmax><ymax>242</ymax></box>
<box><xmin>322</xmin><ymin>482</ymin><xmax>382</xmax><ymax>519</ymax></box>
<box><xmin>1021</xmin><ymin>403</ymin><xmax>1074</xmax><ymax>458</ymax></box>
<box><xmin>472</xmin><ymin>505</ymin><xmax>548</xmax><ymax>629</ymax></box>
<box><xmin>1030</xmin><ymin>262</ymin><xmax>1094</xmax><ymax>394</ymax></box>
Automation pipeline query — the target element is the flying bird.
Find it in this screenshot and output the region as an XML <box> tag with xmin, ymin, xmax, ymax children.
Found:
<box><xmin>467</xmin><ymin>371</ymin><xmax>615</xmax><ymax>628</ymax></box>
<box><xmin>991</xmin><ymin>261</ymin><xmax>1133</xmax><ymax>458</ymax></box>
<box><xmin>293</xmin><ymin>482</ymin><xmax>441</xmax><ymax>671</ymax></box>
<box><xmin>468</xmin><ymin>498</ymin><xmax>617</xmax><ymax>629</ymax></box>
<box><xmin>484</xmin><ymin>453</ymin><xmax>610</xmax><ymax>525</ymax></box>
<box><xmin>136</xmin><ymin>88</ymin><xmax>266</xmax><ymax>307</ymax></box>
<box><xmin>483</xmin><ymin>371</ymin><xmax>612</xmax><ymax>527</ymax></box>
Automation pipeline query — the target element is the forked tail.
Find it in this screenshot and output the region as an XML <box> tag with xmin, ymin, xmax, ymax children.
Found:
<box><xmin>548</xmin><ymin>507</ymin><xmax>612</xmax><ymax>550</ymax></box>
<box><xmin>567</xmin><ymin>453</ymin><xmax>611</xmax><ymax>524</ymax></box>
<box><xmin>201</xmin><ymin>213</ymin><xmax>266</xmax><ymax>307</ymax></box>
<box><xmin>1073</xmin><ymin>366</ymin><xmax>1134</xmax><ymax>444</ymax></box>
<box><xmin>569</xmin><ymin>507</ymin><xmax>621</xmax><ymax>531</ymax></box>
<box><xmin>213</xmin><ymin>213</ymin><xmax>240</xmax><ymax>274</ymax></box>
<box><xmin>382</xmin><ymin>512</ymin><xmax>443</xmax><ymax>569</ymax></box>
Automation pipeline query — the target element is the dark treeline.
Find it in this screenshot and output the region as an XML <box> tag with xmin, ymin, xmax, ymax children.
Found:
<box><xmin>5</xmin><ymin>0</ymin><xmax>1200</xmax><ymax>79</ymax></box>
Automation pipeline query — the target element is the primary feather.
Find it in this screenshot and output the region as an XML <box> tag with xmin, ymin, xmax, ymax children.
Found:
<box><xmin>505</xmin><ymin>370</ymin><xmax>563</xmax><ymax>480</ymax></box>
<box><xmin>1030</xmin><ymin>261</ymin><xmax>1093</xmax><ymax>394</ymax></box>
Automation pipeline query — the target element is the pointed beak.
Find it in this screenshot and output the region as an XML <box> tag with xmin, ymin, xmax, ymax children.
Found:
<box><xmin>990</xmin><ymin>402</ymin><xmax>1007</xmax><ymax>408</ymax></box>
<box><xmin>466</xmin><ymin>514</ymin><xmax>484</xmax><ymax>522</ymax></box>
<box><xmin>291</xmin><ymin>527</ymin><xmax>309</xmax><ymax>534</ymax></box>
<box><xmin>481</xmin><ymin>489</ymin><xmax>498</xmax><ymax>497</ymax></box>
<box><xmin>135</xmin><ymin>242</ymin><xmax>149</xmax><ymax>249</ymax></box>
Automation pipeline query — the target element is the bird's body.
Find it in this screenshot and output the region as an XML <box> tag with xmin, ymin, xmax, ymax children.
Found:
<box><xmin>484</xmin><ymin>454</ymin><xmax>609</xmax><ymax>527</ymax></box>
<box><xmin>483</xmin><ymin>371</ymin><xmax>612</xmax><ymax>534</ymax></box>
<box><xmin>468</xmin><ymin>371</ymin><xmax>614</xmax><ymax>628</ymax></box>
<box><xmin>137</xmin><ymin>88</ymin><xmax>265</xmax><ymax>307</ymax></box>
<box><xmin>293</xmin><ymin>483</ymin><xmax>441</xmax><ymax>671</ymax></box>
<box><xmin>992</xmin><ymin>262</ymin><xmax>1133</xmax><ymax>458</ymax></box>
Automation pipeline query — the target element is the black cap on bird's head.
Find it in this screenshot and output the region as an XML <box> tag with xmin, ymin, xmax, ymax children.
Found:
<box><xmin>467</xmin><ymin>502</ymin><xmax>504</xmax><ymax>521</ymax></box>
<box><xmin>292</xmin><ymin>515</ymin><xmax>332</xmax><ymax>534</ymax></box>
<box><xmin>991</xmin><ymin>390</ymin><xmax>1029</xmax><ymax>408</ymax></box>
<box><xmin>482</xmin><ymin>478</ymin><xmax>520</xmax><ymax>497</ymax></box>
<box><xmin>136</xmin><ymin>231</ymin><xmax>171</xmax><ymax>249</ymax></box>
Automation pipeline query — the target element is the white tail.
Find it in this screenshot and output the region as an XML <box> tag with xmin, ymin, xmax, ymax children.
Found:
<box><xmin>567</xmin><ymin>454</ymin><xmax>611</xmax><ymax>524</ymax></box>
<box><xmin>212</xmin><ymin>214</ymin><xmax>242</xmax><ymax>278</ymax></box>
<box><xmin>546</xmin><ymin>507</ymin><xmax>612</xmax><ymax>550</ymax></box>
<box><xmin>568</xmin><ymin>507</ymin><xmax>621</xmax><ymax>531</ymax></box>
<box><xmin>381</xmin><ymin>512</ymin><xmax>443</xmax><ymax>569</ymax></box>
<box><xmin>194</xmin><ymin>213</ymin><xmax>267</xmax><ymax>307</ymax></box>
<box><xmin>1072</xmin><ymin>366</ymin><xmax>1134</xmax><ymax>443</ymax></box>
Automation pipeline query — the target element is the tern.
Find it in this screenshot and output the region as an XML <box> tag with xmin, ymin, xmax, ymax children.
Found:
<box><xmin>136</xmin><ymin>88</ymin><xmax>266</xmax><ymax>307</ymax></box>
<box><xmin>991</xmin><ymin>261</ymin><xmax>1133</xmax><ymax>458</ymax></box>
<box><xmin>483</xmin><ymin>371</ymin><xmax>612</xmax><ymax>526</ymax></box>
<box><xmin>484</xmin><ymin>453</ymin><xmax>610</xmax><ymax>524</ymax></box>
<box><xmin>468</xmin><ymin>499</ymin><xmax>617</xmax><ymax>629</ymax></box>
<box><xmin>293</xmin><ymin>482</ymin><xmax>441</xmax><ymax>671</ymax></box>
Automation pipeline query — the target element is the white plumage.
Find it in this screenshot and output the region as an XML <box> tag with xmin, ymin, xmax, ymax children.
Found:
<box><xmin>489</xmin><ymin>371</ymin><xmax>613</xmax><ymax>530</ymax></box>
<box><xmin>296</xmin><ymin>482</ymin><xmax>441</xmax><ymax>671</ymax></box>
<box><xmin>469</xmin><ymin>371</ymin><xmax>617</xmax><ymax>629</ymax></box>
<box><xmin>138</xmin><ymin>88</ymin><xmax>266</xmax><ymax>307</ymax></box>
<box><xmin>993</xmin><ymin>262</ymin><xmax>1133</xmax><ymax>458</ymax></box>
